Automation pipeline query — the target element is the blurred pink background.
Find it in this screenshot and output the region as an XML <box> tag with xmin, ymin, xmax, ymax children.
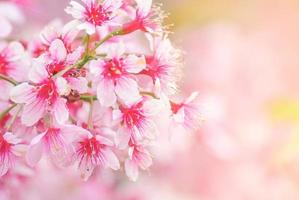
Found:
<box><xmin>4</xmin><ymin>0</ymin><xmax>299</xmax><ymax>199</ymax></box>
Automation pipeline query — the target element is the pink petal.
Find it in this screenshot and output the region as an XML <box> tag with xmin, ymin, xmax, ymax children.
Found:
<box><xmin>26</xmin><ymin>141</ymin><xmax>43</xmax><ymax>167</ymax></box>
<box><xmin>21</xmin><ymin>98</ymin><xmax>46</xmax><ymax>126</ymax></box>
<box><xmin>97</xmin><ymin>78</ymin><xmax>116</xmax><ymax>107</ymax></box>
<box><xmin>49</xmin><ymin>39</ymin><xmax>67</xmax><ymax>62</ymax></box>
<box><xmin>0</xmin><ymin>157</ymin><xmax>10</xmax><ymax>176</ymax></box>
<box><xmin>115</xmin><ymin>76</ymin><xmax>141</xmax><ymax>104</ymax></box>
<box><xmin>125</xmin><ymin>159</ymin><xmax>139</xmax><ymax>181</ymax></box>
<box><xmin>10</xmin><ymin>83</ymin><xmax>35</xmax><ymax>103</ymax></box>
<box><xmin>124</xmin><ymin>55</ymin><xmax>146</xmax><ymax>73</ymax></box>
<box><xmin>115</xmin><ymin>127</ymin><xmax>130</xmax><ymax>149</ymax></box>
<box><xmin>53</xmin><ymin>98</ymin><xmax>69</xmax><ymax>124</ymax></box>
<box><xmin>29</xmin><ymin>57</ymin><xmax>49</xmax><ymax>83</ymax></box>
<box><xmin>102</xmin><ymin>149</ymin><xmax>120</xmax><ymax>170</ymax></box>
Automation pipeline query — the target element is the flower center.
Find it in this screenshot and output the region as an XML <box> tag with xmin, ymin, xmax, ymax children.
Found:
<box><xmin>47</xmin><ymin>62</ymin><xmax>66</xmax><ymax>76</ymax></box>
<box><xmin>36</xmin><ymin>79</ymin><xmax>58</xmax><ymax>105</ymax></box>
<box><xmin>0</xmin><ymin>134</ymin><xmax>11</xmax><ymax>154</ymax></box>
<box><xmin>120</xmin><ymin>103</ymin><xmax>144</xmax><ymax>128</ymax></box>
<box><xmin>170</xmin><ymin>101</ymin><xmax>183</xmax><ymax>114</ymax></box>
<box><xmin>103</xmin><ymin>58</ymin><xmax>124</xmax><ymax>79</ymax></box>
<box><xmin>84</xmin><ymin>3</ymin><xmax>111</xmax><ymax>26</ymax></box>
<box><xmin>78</xmin><ymin>137</ymin><xmax>104</xmax><ymax>157</ymax></box>
<box><xmin>0</xmin><ymin>55</ymin><xmax>9</xmax><ymax>75</ymax></box>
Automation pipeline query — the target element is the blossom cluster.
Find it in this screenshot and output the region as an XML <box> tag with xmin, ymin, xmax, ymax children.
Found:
<box><xmin>0</xmin><ymin>0</ymin><xmax>200</xmax><ymax>182</ymax></box>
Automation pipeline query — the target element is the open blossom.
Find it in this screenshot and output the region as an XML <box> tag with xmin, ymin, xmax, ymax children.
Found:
<box><xmin>0</xmin><ymin>41</ymin><xmax>29</xmax><ymax>82</ymax></box>
<box><xmin>113</xmin><ymin>98</ymin><xmax>161</xmax><ymax>148</ymax></box>
<box><xmin>0</xmin><ymin>132</ymin><xmax>26</xmax><ymax>176</ymax></box>
<box><xmin>89</xmin><ymin>45</ymin><xmax>146</xmax><ymax>106</ymax></box>
<box><xmin>170</xmin><ymin>92</ymin><xmax>201</xmax><ymax>131</ymax></box>
<box><xmin>71</xmin><ymin>127</ymin><xmax>120</xmax><ymax>180</ymax></box>
<box><xmin>125</xmin><ymin>143</ymin><xmax>152</xmax><ymax>181</ymax></box>
<box><xmin>26</xmin><ymin>125</ymin><xmax>78</xmax><ymax>167</ymax></box>
<box><xmin>142</xmin><ymin>36</ymin><xmax>182</xmax><ymax>95</ymax></box>
<box><xmin>122</xmin><ymin>0</ymin><xmax>165</xmax><ymax>35</ymax></box>
<box><xmin>65</xmin><ymin>0</ymin><xmax>122</xmax><ymax>35</ymax></box>
<box><xmin>0</xmin><ymin>0</ymin><xmax>200</xmax><ymax>183</ymax></box>
<box><xmin>40</xmin><ymin>20</ymin><xmax>80</xmax><ymax>54</ymax></box>
<box><xmin>10</xmin><ymin>62</ymin><xmax>69</xmax><ymax>126</ymax></box>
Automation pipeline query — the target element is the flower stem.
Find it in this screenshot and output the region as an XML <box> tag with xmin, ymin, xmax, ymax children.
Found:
<box><xmin>0</xmin><ymin>74</ymin><xmax>18</xmax><ymax>85</ymax></box>
<box><xmin>92</xmin><ymin>29</ymin><xmax>124</xmax><ymax>51</ymax></box>
<box><xmin>7</xmin><ymin>105</ymin><xmax>22</xmax><ymax>131</ymax></box>
<box><xmin>140</xmin><ymin>91</ymin><xmax>159</xmax><ymax>99</ymax></box>
<box><xmin>87</xmin><ymin>96</ymin><xmax>94</xmax><ymax>130</ymax></box>
<box><xmin>80</xmin><ymin>95</ymin><xmax>97</xmax><ymax>101</ymax></box>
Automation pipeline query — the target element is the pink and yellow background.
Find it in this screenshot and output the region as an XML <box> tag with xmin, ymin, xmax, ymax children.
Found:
<box><xmin>5</xmin><ymin>0</ymin><xmax>299</xmax><ymax>199</ymax></box>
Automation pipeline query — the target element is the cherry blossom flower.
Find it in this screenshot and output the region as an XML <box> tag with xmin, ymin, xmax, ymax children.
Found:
<box><xmin>26</xmin><ymin>125</ymin><xmax>78</xmax><ymax>167</ymax></box>
<box><xmin>71</xmin><ymin>127</ymin><xmax>120</xmax><ymax>180</ymax></box>
<box><xmin>0</xmin><ymin>132</ymin><xmax>26</xmax><ymax>176</ymax></box>
<box><xmin>89</xmin><ymin>45</ymin><xmax>146</xmax><ymax>106</ymax></box>
<box><xmin>113</xmin><ymin>98</ymin><xmax>161</xmax><ymax>148</ymax></box>
<box><xmin>65</xmin><ymin>0</ymin><xmax>123</xmax><ymax>35</ymax></box>
<box><xmin>142</xmin><ymin>36</ymin><xmax>182</xmax><ymax>95</ymax></box>
<box><xmin>0</xmin><ymin>41</ymin><xmax>29</xmax><ymax>82</ymax></box>
<box><xmin>40</xmin><ymin>20</ymin><xmax>81</xmax><ymax>54</ymax></box>
<box><xmin>122</xmin><ymin>0</ymin><xmax>165</xmax><ymax>35</ymax></box>
<box><xmin>170</xmin><ymin>92</ymin><xmax>201</xmax><ymax>131</ymax></box>
<box><xmin>125</xmin><ymin>142</ymin><xmax>152</xmax><ymax>181</ymax></box>
<box><xmin>10</xmin><ymin>60</ymin><xmax>69</xmax><ymax>126</ymax></box>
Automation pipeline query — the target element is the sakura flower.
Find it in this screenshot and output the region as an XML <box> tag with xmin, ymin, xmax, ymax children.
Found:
<box><xmin>0</xmin><ymin>41</ymin><xmax>29</xmax><ymax>82</ymax></box>
<box><xmin>65</xmin><ymin>0</ymin><xmax>123</xmax><ymax>35</ymax></box>
<box><xmin>122</xmin><ymin>0</ymin><xmax>165</xmax><ymax>35</ymax></box>
<box><xmin>26</xmin><ymin>125</ymin><xmax>78</xmax><ymax>167</ymax></box>
<box><xmin>39</xmin><ymin>20</ymin><xmax>80</xmax><ymax>54</ymax></box>
<box><xmin>0</xmin><ymin>132</ymin><xmax>26</xmax><ymax>176</ymax></box>
<box><xmin>71</xmin><ymin>127</ymin><xmax>120</xmax><ymax>180</ymax></box>
<box><xmin>170</xmin><ymin>92</ymin><xmax>201</xmax><ymax>131</ymax></box>
<box><xmin>125</xmin><ymin>143</ymin><xmax>152</xmax><ymax>181</ymax></box>
<box><xmin>10</xmin><ymin>57</ymin><xmax>69</xmax><ymax>126</ymax></box>
<box><xmin>113</xmin><ymin>98</ymin><xmax>161</xmax><ymax>148</ymax></box>
<box><xmin>89</xmin><ymin>46</ymin><xmax>146</xmax><ymax>106</ymax></box>
<box><xmin>142</xmin><ymin>36</ymin><xmax>182</xmax><ymax>95</ymax></box>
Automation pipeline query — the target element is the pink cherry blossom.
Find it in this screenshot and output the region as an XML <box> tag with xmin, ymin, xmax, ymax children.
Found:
<box><xmin>71</xmin><ymin>127</ymin><xmax>120</xmax><ymax>180</ymax></box>
<box><xmin>170</xmin><ymin>92</ymin><xmax>201</xmax><ymax>131</ymax></box>
<box><xmin>0</xmin><ymin>41</ymin><xmax>29</xmax><ymax>82</ymax></box>
<box><xmin>122</xmin><ymin>0</ymin><xmax>165</xmax><ymax>35</ymax></box>
<box><xmin>0</xmin><ymin>132</ymin><xmax>26</xmax><ymax>177</ymax></box>
<box><xmin>125</xmin><ymin>142</ymin><xmax>152</xmax><ymax>181</ymax></box>
<box><xmin>113</xmin><ymin>98</ymin><xmax>161</xmax><ymax>148</ymax></box>
<box><xmin>65</xmin><ymin>0</ymin><xmax>123</xmax><ymax>35</ymax></box>
<box><xmin>40</xmin><ymin>20</ymin><xmax>81</xmax><ymax>54</ymax></box>
<box><xmin>26</xmin><ymin>125</ymin><xmax>78</xmax><ymax>167</ymax></box>
<box><xmin>10</xmin><ymin>63</ymin><xmax>69</xmax><ymax>126</ymax></box>
<box><xmin>142</xmin><ymin>36</ymin><xmax>182</xmax><ymax>95</ymax></box>
<box><xmin>89</xmin><ymin>46</ymin><xmax>146</xmax><ymax>106</ymax></box>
